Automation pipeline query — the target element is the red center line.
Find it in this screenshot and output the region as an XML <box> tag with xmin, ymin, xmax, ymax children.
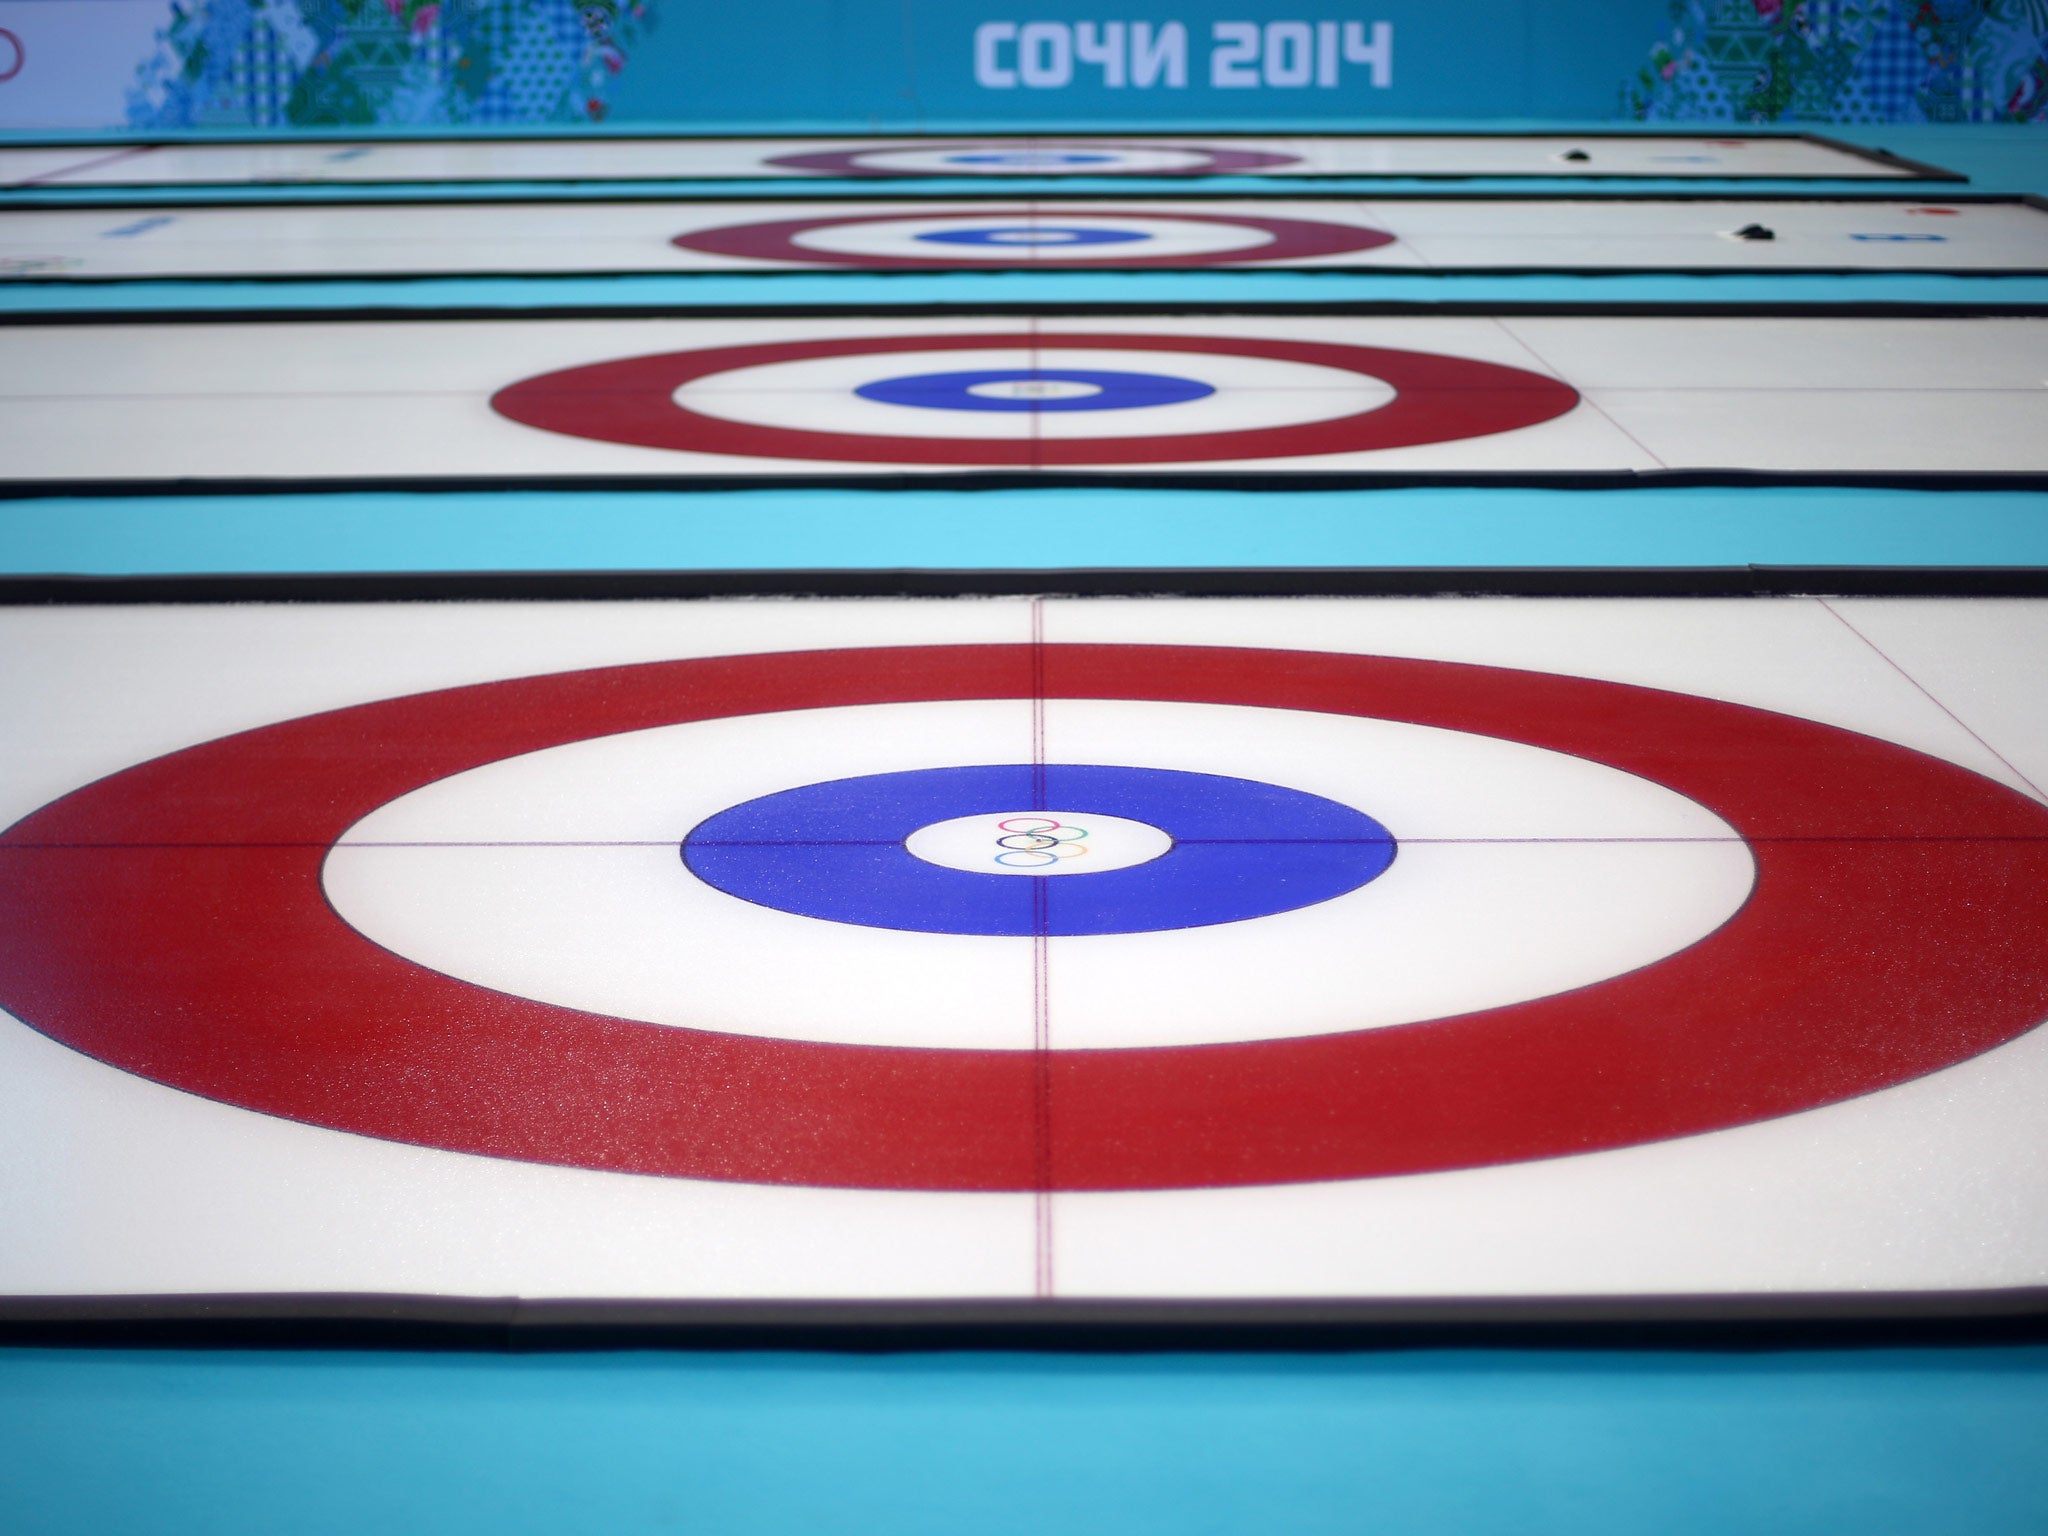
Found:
<box><xmin>1030</xmin><ymin>599</ymin><xmax>1049</xmax><ymax>807</ymax></box>
<box><xmin>1818</xmin><ymin>597</ymin><xmax>2048</xmax><ymax>805</ymax></box>
<box><xmin>1025</xmin><ymin>313</ymin><xmax>1046</xmax><ymax>475</ymax></box>
<box><xmin>18</xmin><ymin>834</ymin><xmax>2035</xmax><ymax>852</ymax></box>
<box><xmin>1482</xmin><ymin>316</ymin><xmax>1670</xmax><ymax>471</ymax></box>
<box><xmin>1029</xmin><ymin>596</ymin><xmax>1054</xmax><ymax>1298</ymax></box>
<box><xmin>18</xmin><ymin>144</ymin><xmax>159</xmax><ymax>188</ymax></box>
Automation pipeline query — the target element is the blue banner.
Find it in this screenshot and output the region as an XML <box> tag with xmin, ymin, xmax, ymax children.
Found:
<box><xmin>1</xmin><ymin>0</ymin><xmax>2040</xmax><ymax>131</ymax></box>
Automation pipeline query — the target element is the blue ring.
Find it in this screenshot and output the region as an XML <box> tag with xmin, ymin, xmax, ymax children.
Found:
<box><xmin>681</xmin><ymin>764</ymin><xmax>1397</xmax><ymax>937</ymax></box>
<box><xmin>915</xmin><ymin>226</ymin><xmax>1150</xmax><ymax>247</ymax></box>
<box><xmin>854</xmin><ymin>368</ymin><xmax>1215</xmax><ymax>414</ymax></box>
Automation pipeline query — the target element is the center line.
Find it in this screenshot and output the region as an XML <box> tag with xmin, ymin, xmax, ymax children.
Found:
<box><xmin>1030</xmin><ymin>597</ymin><xmax>1054</xmax><ymax>1299</ymax></box>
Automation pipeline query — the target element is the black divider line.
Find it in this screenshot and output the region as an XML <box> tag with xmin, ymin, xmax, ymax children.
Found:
<box><xmin>12</xmin><ymin>471</ymin><xmax>2048</xmax><ymax>499</ymax></box>
<box><xmin>5</xmin><ymin>190</ymin><xmax>2028</xmax><ymax>214</ymax></box>
<box><xmin>0</xmin><ymin>134</ymin><xmax>1958</xmax><ymax>192</ymax></box>
<box><xmin>0</xmin><ymin>128</ymin><xmax>1942</xmax><ymax>151</ymax></box>
<box><xmin>2</xmin><ymin>1289</ymin><xmax>2044</xmax><ymax>1349</ymax></box>
<box><xmin>5</xmin><ymin>567</ymin><xmax>2048</xmax><ymax>604</ymax></box>
<box><xmin>9</xmin><ymin>300</ymin><xmax>2048</xmax><ymax>326</ymax></box>
<box><xmin>33</xmin><ymin>265</ymin><xmax>2048</xmax><ymax>286</ymax></box>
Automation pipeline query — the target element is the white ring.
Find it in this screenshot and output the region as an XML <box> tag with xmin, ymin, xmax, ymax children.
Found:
<box><xmin>787</xmin><ymin>214</ymin><xmax>1275</xmax><ymax>262</ymax></box>
<box><xmin>845</xmin><ymin>146</ymin><xmax>1216</xmax><ymax>176</ymax></box>
<box><xmin>325</xmin><ymin>698</ymin><xmax>1753</xmax><ymax>1052</ymax></box>
<box><xmin>670</xmin><ymin>345</ymin><xmax>1395</xmax><ymax>442</ymax></box>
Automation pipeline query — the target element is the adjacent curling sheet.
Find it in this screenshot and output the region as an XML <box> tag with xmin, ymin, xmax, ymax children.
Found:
<box><xmin>2</xmin><ymin>593</ymin><xmax>2046</xmax><ymax>1310</ymax></box>
<box><xmin>3</xmin><ymin>196</ymin><xmax>2040</xmax><ymax>279</ymax></box>
<box><xmin>0</xmin><ymin>133</ymin><xmax>1943</xmax><ymax>189</ymax></box>
<box><xmin>4</xmin><ymin>312</ymin><xmax>2046</xmax><ymax>482</ymax></box>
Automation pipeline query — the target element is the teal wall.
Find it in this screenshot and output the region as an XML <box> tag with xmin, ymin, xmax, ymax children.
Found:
<box><xmin>21</xmin><ymin>0</ymin><xmax>2044</xmax><ymax>133</ymax></box>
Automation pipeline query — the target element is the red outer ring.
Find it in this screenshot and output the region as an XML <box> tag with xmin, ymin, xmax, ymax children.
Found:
<box><xmin>489</xmin><ymin>332</ymin><xmax>1581</xmax><ymax>466</ymax></box>
<box><xmin>671</xmin><ymin>207</ymin><xmax>1396</xmax><ymax>268</ymax></box>
<box><xmin>765</xmin><ymin>143</ymin><xmax>1301</xmax><ymax>177</ymax></box>
<box><xmin>4</xmin><ymin>643</ymin><xmax>2048</xmax><ymax>1192</ymax></box>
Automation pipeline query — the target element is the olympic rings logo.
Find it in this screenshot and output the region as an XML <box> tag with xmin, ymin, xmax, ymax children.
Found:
<box><xmin>992</xmin><ymin>816</ymin><xmax>1090</xmax><ymax>868</ymax></box>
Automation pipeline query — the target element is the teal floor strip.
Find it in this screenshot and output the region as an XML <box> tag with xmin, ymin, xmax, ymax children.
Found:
<box><xmin>7</xmin><ymin>267</ymin><xmax>2048</xmax><ymax>315</ymax></box>
<box><xmin>5</xmin><ymin>1346</ymin><xmax>2048</xmax><ymax>1536</ymax></box>
<box><xmin>6</xmin><ymin>487</ymin><xmax>2046</xmax><ymax>576</ymax></box>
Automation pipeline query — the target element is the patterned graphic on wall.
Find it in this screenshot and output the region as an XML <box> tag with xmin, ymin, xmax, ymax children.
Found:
<box><xmin>127</xmin><ymin>0</ymin><xmax>657</xmax><ymax>127</ymax></box>
<box><xmin>1625</xmin><ymin>0</ymin><xmax>2048</xmax><ymax>122</ymax></box>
